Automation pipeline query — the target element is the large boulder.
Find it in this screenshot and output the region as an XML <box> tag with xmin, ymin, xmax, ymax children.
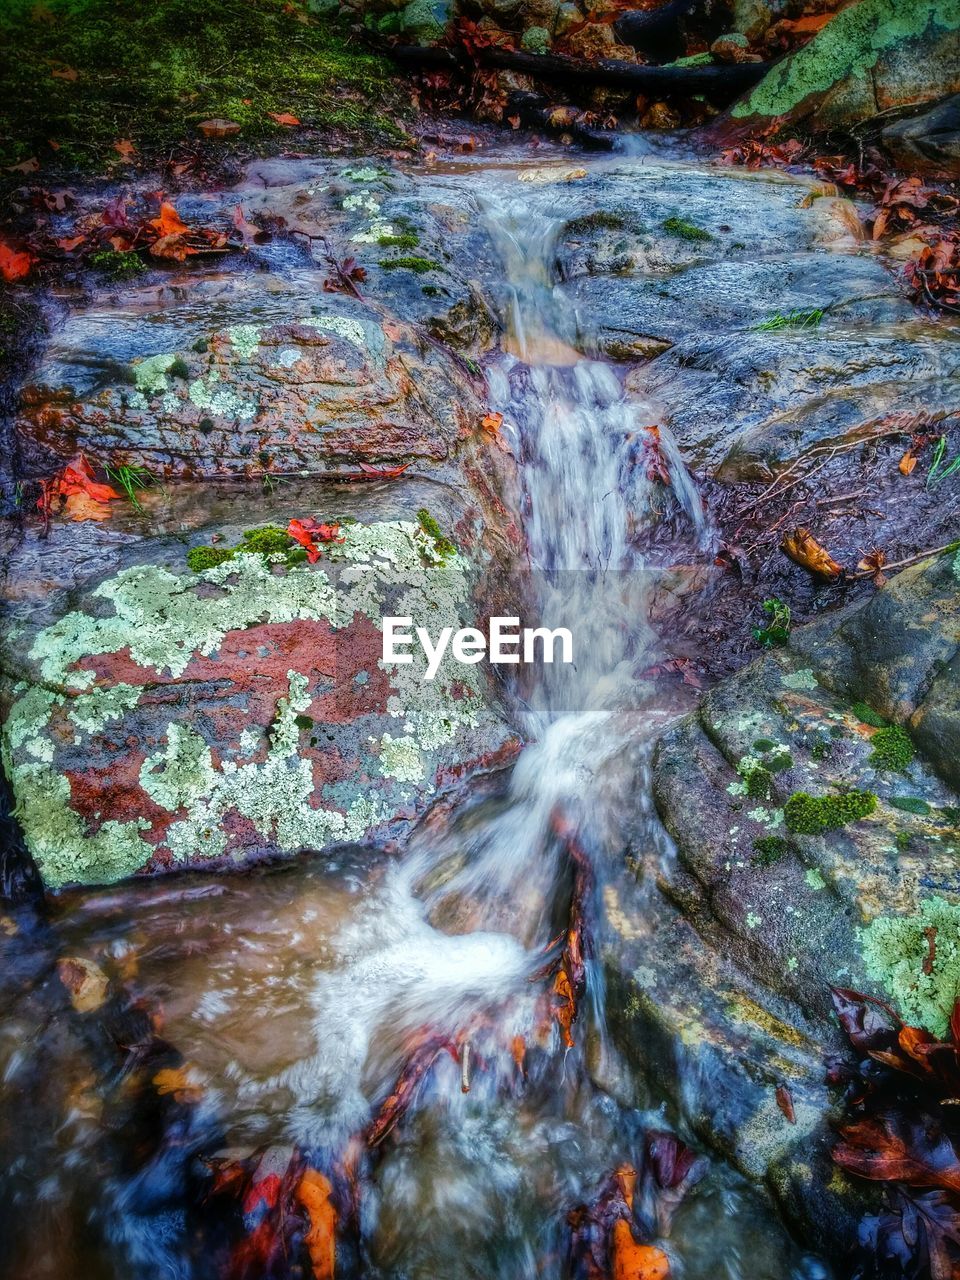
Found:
<box><xmin>729</xmin><ymin>0</ymin><xmax>960</xmax><ymax>132</ymax></box>
<box><xmin>607</xmin><ymin>553</ymin><xmax>960</xmax><ymax>1245</ymax></box>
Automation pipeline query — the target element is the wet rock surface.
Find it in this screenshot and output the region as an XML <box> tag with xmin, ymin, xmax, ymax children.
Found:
<box><xmin>607</xmin><ymin>553</ymin><xmax>960</xmax><ymax>1245</ymax></box>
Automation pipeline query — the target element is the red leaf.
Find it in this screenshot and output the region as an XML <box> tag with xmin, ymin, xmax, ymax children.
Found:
<box><xmin>112</xmin><ymin>138</ymin><xmax>135</xmax><ymax>160</ymax></box>
<box><xmin>0</xmin><ymin>240</ymin><xmax>36</xmax><ymax>282</ymax></box>
<box><xmin>356</xmin><ymin>462</ymin><xmax>410</xmax><ymax>480</ymax></box>
<box><xmin>268</xmin><ymin>111</ymin><xmax>300</xmax><ymax>127</ymax></box>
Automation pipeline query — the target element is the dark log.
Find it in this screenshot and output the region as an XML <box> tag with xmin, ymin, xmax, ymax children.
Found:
<box><xmin>387</xmin><ymin>43</ymin><xmax>772</xmax><ymax>100</ymax></box>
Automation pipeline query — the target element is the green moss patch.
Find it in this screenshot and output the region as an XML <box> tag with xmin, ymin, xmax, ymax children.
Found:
<box><xmin>0</xmin><ymin>0</ymin><xmax>406</xmax><ymax>171</ymax></box>
<box><xmin>784</xmin><ymin>789</ymin><xmax>877</xmax><ymax>834</ymax></box>
<box><xmin>661</xmin><ymin>216</ymin><xmax>713</xmax><ymax>243</ymax></box>
<box><xmin>869</xmin><ymin>725</ymin><xmax>915</xmax><ymax>771</ymax></box>
<box><xmin>853</xmin><ymin>701</ymin><xmax>889</xmax><ymax>728</ymax></box>
<box><xmin>379</xmin><ymin>256</ymin><xmax>442</xmax><ymax>274</ymax></box>
<box><xmin>889</xmin><ymin>796</ymin><xmax>932</xmax><ymax>816</ymax></box>
<box><xmin>187</xmin><ymin>525</ymin><xmax>302</xmax><ymax>572</ymax></box>
<box><xmin>417</xmin><ymin>508</ymin><xmax>456</xmax><ymax>561</ymax></box>
<box><xmin>752</xmin><ymin>835</ymin><xmax>789</xmax><ymax>866</ymax></box>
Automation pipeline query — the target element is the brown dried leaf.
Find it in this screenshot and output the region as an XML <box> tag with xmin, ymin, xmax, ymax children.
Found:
<box><xmin>781</xmin><ymin>527</ymin><xmax>842</xmax><ymax>579</ymax></box>
<box><xmin>57</xmin><ymin>955</ymin><xmax>109</xmax><ymax>1012</ymax></box>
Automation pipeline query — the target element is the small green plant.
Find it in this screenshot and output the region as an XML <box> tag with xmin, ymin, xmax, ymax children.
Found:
<box><xmin>753</xmin><ymin>308</ymin><xmax>824</xmax><ymax>332</ymax></box>
<box><xmin>889</xmin><ymin>796</ymin><xmax>931</xmax><ymax>816</ymax></box>
<box><xmin>784</xmin><ymin>789</ymin><xmax>877</xmax><ymax>834</ymax></box>
<box><xmin>869</xmin><ymin>724</ymin><xmax>915</xmax><ymax>771</ymax></box>
<box><xmin>661</xmin><ymin>216</ymin><xmax>713</xmax><ymax>243</ymax></box>
<box><xmin>926</xmin><ymin>436</ymin><xmax>960</xmax><ymax>489</ymax></box>
<box><xmin>89</xmin><ymin>250</ymin><xmax>146</xmax><ymax>279</ymax></box>
<box><xmin>852</xmin><ymin>701</ymin><xmax>888</xmax><ymax>729</ymax></box>
<box><xmin>379</xmin><ymin>256</ymin><xmax>441</xmax><ymax>274</ymax></box>
<box><xmin>186</xmin><ymin>545</ymin><xmax>235</xmax><ymax>572</ymax></box>
<box><xmin>753</xmin><ymin>597</ymin><xmax>791</xmax><ymax>647</ymax></box>
<box><xmin>104</xmin><ymin>463</ymin><xmax>156</xmax><ymax>512</ymax></box>
<box><xmin>417</xmin><ymin>508</ymin><xmax>456</xmax><ymax>560</ymax></box>
<box><xmin>752</xmin><ymin>835</ymin><xmax>789</xmax><ymax>866</ymax></box>
<box><xmin>744</xmin><ymin>764</ymin><xmax>774</xmax><ymax>799</ymax></box>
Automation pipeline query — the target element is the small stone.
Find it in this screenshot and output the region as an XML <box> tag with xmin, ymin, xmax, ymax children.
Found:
<box><xmin>711</xmin><ymin>33</ymin><xmax>762</xmax><ymax>64</ymax></box>
<box><xmin>640</xmin><ymin>101</ymin><xmax>681</xmax><ymax>130</ymax></box>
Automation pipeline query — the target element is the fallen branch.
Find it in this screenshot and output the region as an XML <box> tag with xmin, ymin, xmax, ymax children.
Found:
<box><xmin>388</xmin><ymin>44</ymin><xmax>771</xmax><ymax>99</ymax></box>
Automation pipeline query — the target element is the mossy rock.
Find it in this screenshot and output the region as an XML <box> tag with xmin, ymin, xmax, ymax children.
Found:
<box><xmin>730</xmin><ymin>0</ymin><xmax>960</xmax><ymax>131</ymax></box>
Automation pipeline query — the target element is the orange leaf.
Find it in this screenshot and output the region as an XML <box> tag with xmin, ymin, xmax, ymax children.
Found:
<box><xmin>152</xmin><ymin>1065</ymin><xmax>205</xmax><ymax>1103</ymax></box>
<box><xmin>113</xmin><ymin>138</ymin><xmax>135</xmax><ymax>160</ymax></box>
<box><xmin>611</xmin><ymin>1219</ymin><xmax>670</xmax><ymax>1280</ymax></box>
<box><xmin>898</xmin><ymin>448</ymin><xmax>918</xmax><ymax>476</ymax></box>
<box><xmin>50</xmin><ymin>63</ymin><xmax>78</xmax><ymax>80</ymax></box>
<box><xmin>7</xmin><ymin>156</ymin><xmax>39</xmax><ymax>173</ymax></box>
<box><xmin>64</xmin><ymin>492</ymin><xmax>113</xmax><ymax>522</ymax></box>
<box><xmin>268</xmin><ymin>111</ymin><xmax>301</xmax><ymax>127</ymax></box>
<box><xmin>59</xmin><ymin>454</ymin><xmax>122</xmax><ymax>504</ymax></box>
<box><xmin>297</xmin><ymin>1168</ymin><xmax>336</xmax><ymax>1280</ymax></box>
<box><xmin>149</xmin><ymin>232</ymin><xmax>198</xmax><ymax>261</ymax></box>
<box><xmin>0</xmin><ymin>240</ymin><xmax>35</xmax><ymax>282</ymax></box>
<box><xmin>149</xmin><ymin>201</ymin><xmax>190</xmax><ymax>237</ymax></box>
<box><xmin>481</xmin><ymin>411</ymin><xmax>503</xmax><ymax>435</ymax></box>
<box><xmin>781</xmin><ymin>527</ymin><xmax>842</xmax><ymax>579</ymax></box>
<box><xmin>56</xmin><ymin>234</ymin><xmax>86</xmax><ymax>252</ymax></box>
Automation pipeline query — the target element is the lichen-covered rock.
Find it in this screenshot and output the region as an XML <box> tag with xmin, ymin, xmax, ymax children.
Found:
<box><xmin>729</xmin><ymin>0</ymin><xmax>960</xmax><ymax>131</ymax></box>
<box><xmin>1</xmin><ymin>517</ymin><xmax>519</xmax><ymax>889</ymax></box>
<box><xmin>607</xmin><ymin>563</ymin><xmax>960</xmax><ymax>1245</ymax></box>
<box><xmin>18</xmin><ymin>301</ymin><xmax>478</xmax><ymax>480</ymax></box>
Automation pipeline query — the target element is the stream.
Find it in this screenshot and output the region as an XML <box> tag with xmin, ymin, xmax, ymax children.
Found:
<box><xmin>0</xmin><ymin>152</ymin><xmax>842</xmax><ymax>1279</ymax></box>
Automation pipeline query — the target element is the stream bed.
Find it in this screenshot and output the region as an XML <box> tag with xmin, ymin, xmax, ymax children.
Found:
<box><xmin>5</xmin><ymin>139</ymin><xmax>958</xmax><ymax>1279</ymax></box>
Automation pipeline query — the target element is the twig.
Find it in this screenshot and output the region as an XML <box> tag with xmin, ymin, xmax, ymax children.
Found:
<box><xmin>848</xmin><ymin>539</ymin><xmax>960</xmax><ymax>579</ymax></box>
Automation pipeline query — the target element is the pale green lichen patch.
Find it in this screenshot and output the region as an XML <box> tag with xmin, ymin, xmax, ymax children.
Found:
<box><xmin>733</xmin><ymin>0</ymin><xmax>959</xmax><ymax>120</ymax></box>
<box><xmin>860</xmin><ymin>896</ymin><xmax>960</xmax><ymax>1037</ymax></box>
<box><xmin>782</xmin><ymin>668</ymin><xmax>818</xmax><ymax>691</ymax></box>
<box><xmin>188</xmin><ymin>369</ymin><xmax>256</xmax><ymax>420</ymax></box>
<box><xmin>378</xmin><ymin>732</ymin><xmax>425</xmax><ymax>784</ymax></box>
<box><xmin>227</xmin><ymin>324</ymin><xmax>261</xmax><ymax>359</ymax></box>
<box><xmin>133</xmin><ymin>352</ymin><xmax>179</xmax><ymax>395</ymax></box>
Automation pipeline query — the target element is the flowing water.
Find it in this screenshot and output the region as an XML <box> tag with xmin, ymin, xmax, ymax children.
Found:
<box><xmin>1</xmin><ymin>159</ymin><xmax>832</xmax><ymax>1280</ymax></box>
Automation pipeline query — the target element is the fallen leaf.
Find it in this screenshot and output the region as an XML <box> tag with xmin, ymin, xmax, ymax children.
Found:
<box><xmin>50</xmin><ymin>63</ymin><xmax>77</xmax><ymax>80</ymax></box>
<box><xmin>481</xmin><ymin>411</ymin><xmax>503</xmax><ymax>435</ymax></box>
<box><xmin>149</xmin><ymin>232</ymin><xmax>198</xmax><ymax>261</ymax></box>
<box><xmin>64</xmin><ymin>492</ymin><xmax>113</xmax><ymax>522</ymax></box>
<box><xmin>197</xmin><ymin>117</ymin><xmax>241</xmax><ymax>138</ymax></box>
<box><xmin>611</xmin><ymin>1220</ymin><xmax>670</xmax><ymax>1280</ymax></box>
<box><xmin>899</xmin><ymin>447</ymin><xmax>919</xmax><ymax>475</ymax></box>
<box><xmin>56</xmin><ymin>234</ymin><xmax>86</xmax><ymax>252</ymax></box>
<box><xmin>7</xmin><ymin>156</ymin><xmax>39</xmax><ymax>173</ymax></box>
<box><xmin>0</xmin><ymin>240</ymin><xmax>36</xmax><ymax>282</ymax></box>
<box><xmin>858</xmin><ymin>548</ymin><xmax>888</xmax><ymax>588</ymax></box>
<box><xmin>356</xmin><ymin>462</ymin><xmax>410</xmax><ymax>480</ymax></box>
<box><xmin>775</xmin><ymin>1084</ymin><xmax>796</xmax><ymax>1124</ymax></box>
<box><xmin>268</xmin><ymin>111</ymin><xmax>301</xmax><ymax>127</ymax></box>
<box><xmin>297</xmin><ymin>1168</ymin><xmax>336</xmax><ymax>1280</ymax></box>
<box><xmin>57</xmin><ymin>956</ymin><xmax>109</xmax><ymax>1013</ymax></box>
<box><xmin>152</xmin><ymin>1064</ymin><xmax>205</xmax><ymax>1103</ymax></box>
<box><xmin>781</xmin><ymin>527</ymin><xmax>842</xmax><ymax>579</ymax></box>
<box><xmin>112</xmin><ymin>138</ymin><xmax>135</xmax><ymax>160</ymax></box>
<box><xmin>58</xmin><ymin>454</ymin><xmax>122</xmax><ymax>504</ymax></box>
<box><xmin>232</xmin><ymin>204</ymin><xmax>270</xmax><ymax>244</ymax></box>
<box><xmin>148</xmin><ymin>201</ymin><xmax>190</xmax><ymax>238</ymax></box>
<box><xmin>287</xmin><ymin>517</ymin><xmax>345</xmax><ymax>563</ymax></box>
